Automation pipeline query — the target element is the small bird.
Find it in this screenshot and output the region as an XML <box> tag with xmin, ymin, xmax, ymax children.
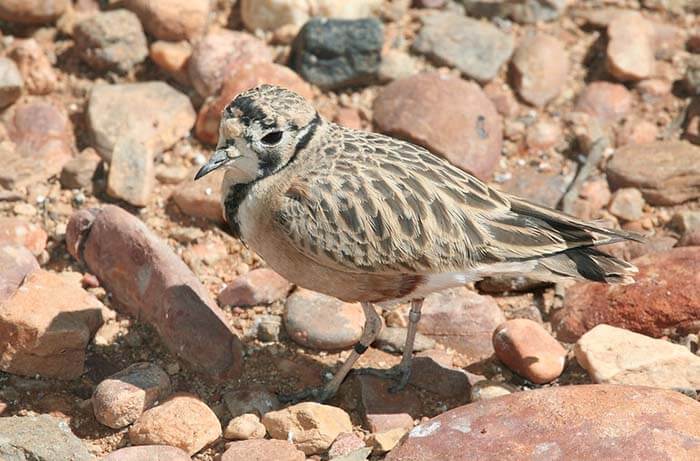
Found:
<box><xmin>196</xmin><ymin>84</ymin><xmax>639</xmax><ymax>402</ymax></box>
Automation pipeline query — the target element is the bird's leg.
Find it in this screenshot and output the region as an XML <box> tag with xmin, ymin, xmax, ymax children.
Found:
<box><xmin>279</xmin><ymin>301</ymin><xmax>382</xmax><ymax>404</ymax></box>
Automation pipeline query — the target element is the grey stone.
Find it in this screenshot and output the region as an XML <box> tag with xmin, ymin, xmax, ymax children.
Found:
<box><xmin>0</xmin><ymin>57</ymin><xmax>23</xmax><ymax>108</ymax></box>
<box><xmin>60</xmin><ymin>148</ymin><xmax>102</xmax><ymax>191</ymax></box>
<box><xmin>223</xmin><ymin>386</ymin><xmax>280</xmax><ymax>418</ymax></box>
<box><xmin>106</xmin><ymin>137</ymin><xmax>155</xmax><ymax>207</ymax></box>
<box><xmin>374</xmin><ymin>327</ymin><xmax>436</xmax><ymax>353</ymax></box>
<box><xmin>0</xmin><ymin>414</ymin><xmax>94</xmax><ymax>461</ymax></box>
<box><xmin>685</xmin><ymin>55</ymin><xmax>700</xmax><ymax>95</ymax></box>
<box><xmin>462</xmin><ymin>0</ymin><xmax>567</xmax><ymax>23</ymax></box>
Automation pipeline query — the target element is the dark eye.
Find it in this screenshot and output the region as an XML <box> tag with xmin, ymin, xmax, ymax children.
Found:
<box><xmin>261</xmin><ymin>131</ymin><xmax>283</xmax><ymax>145</ymax></box>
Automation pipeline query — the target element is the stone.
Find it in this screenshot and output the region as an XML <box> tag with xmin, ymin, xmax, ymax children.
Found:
<box><xmin>417</xmin><ymin>287</ymin><xmax>506</xmax><ymax>365</ymax></box>
<box><xmin>499</xmin><ymin>164</ymin><xmax>574</xmax><ymax>208</ymax></box>
<box><xmin>329</xmin><ymin>432</ymin><xmax>366</xmax><ymax>458</ymax></box>
<box><xmin>606</xmin><ymin>11</ymin><xmax>655</xmax><ymax>82</ymax></box>
<box><xmin>357</xmin><ymin>375</ymin><xmax>423</xmax><ymax>433</ymax></box>
<box><xmin>575</xmin><ymin>324</ymin><xmax>700</xmax><ymax>391</ymax></box>
<box><xmin>552</xmin><ymin>247</ymin><xmax>700</xmax><ymax>341</ymax></box>
<box><xmin>508</xmin><ymin>0</ymin><xmax>568</xmax><ymax>23</ymax></box>
<box><xmin>510</xmin><ymin>33</ymin><xmax>568</xmax><ymax>107</ymax></box>
<box><xmin>0</xmin><ymin>269</ymin><xmax>105</xmax><ymax>379</ymax></box>
<box><xmin>92</xmin><ymin>362</ymin><xmax>172</xmax><ymax>429</ymax></box>
<box><xmin>129</xmin><ymin>393</ymin><xmax>222</xmax><ymax>455</ymax></box>
<box><xmin>378</xmin><ymin>49</ymin><xmax>418</xmax><ymax>83</ymax></box>
<box><xmin>106</xmin><ymin>138</ymin><xmax>155</xmax><ymax>207</ymax></box>
<box><xmin>618</xmin><ymin>118</ymin><xmax>659</xmax><ymax>146</ymax></box>
<box><xmin>0</xmin><ymin>57</ymin><xmax>23</xmax><ymax>108</ymax></box>
<box><xmin>368</xmin><ymin>428</ymin><xmax>408</xmax><ymax>453</ymax></box>
<box><xmin>374</xmin><ymin>327</ymin><xmax>435</xmax><ymax>353</ymax></box>
<box><xmin>222</xmin><ymin>439</ymin><xmax>305</xmax><ymax>461</ymax></box>
<box><xmin>224</xmin><ymin>413</ymin><xmax>267</xmax><ymax>440</ymax></box>
<box><xmin>284</xmin><ymin>288</ymin><xmax>365</xmax><ymax>350</ymax></box>
<box><xmin>469</xmin><ymin>380</ymin><xmax>514</xmax><ymax>401</ymax></box>
<box><xmin>334</xmin><ymin>107</ymin><xmax>363</xmax><ymax>130</ymax></box>
<box><xmin>525</xmin><ymin>119</ymin><xmax>562</xmax><ymax>150</ymax></box>
<box><xmin>483</xmin><ymin>81</ymin><xmax>519</xmax><ymax>117</ymax></box>
<box><xmin>670</xmin><ymin>210</ymin><xmax>700</xmax><ymax>247</ymax></box>
<box><xmin>218</xmin><ymin>268</ymin><xmax>292</xmax><ymax>307</ymax></box>
<box><xmin>387</xmin><ymin>385</ymin><xmax>700</xmax><ymax>460</ymax></box>
<box><xmin>373</xmin><ymin>72</ymin><xmax>502</xmax><ymax>180</ymax></box>
<box><xmin>196</xmin><ymin>62</ymin><xmax>312</xmax><ymax>145</ymax></box>
<box><xmin>608</xmin><ymin>187</ymin><xmax>645</xmax><ymax>221</ymax></box>
<box><xmin>0</xmin><ymin>414</ymin><xmax>93</xmax><ymax>461</ymax></box>
<box><xmin>291</xmin><ymin>18</ymin><xmax>383</xmax><ymax>90</ymax></box>
<box><xmin>172</xmin><ymin>168</ymin><xmax>224</xmax><ymax>222</ymax></box>
<box><xmin>315</xmin><ymin>0</ymin><xmax>382</xmax><ymax>19</ymax></box>
<box><xmin>492</xmin><ymin>319</ymin><xmax>566</xmax><ymax>384</ymax></box>
<box><xmin>255</xmin><ymin>314</ymin><xmax>283</xmax><ymax>342</ymax></box>
<box><xmin>66</xmin><ymin>205</ymin><xmax>243</xmax><ymax>380</ymax></box>
<box><xmin>0</xmin><ymin>0</ymin><xmax>68</xmax><ymax>24</ymax></box>
<box><xmin>123</xmin><ymin>0</ymin><xmax>210</xmax><ymax>41</ymax></box>
<box><xmin>156</xmin><ymin>164</ymin><xmax>190</xmax><ymax>185</ymax></box>
<box><xmin>0</xmin><ymin>97</ymin><xmax>75</xmax><ymax>190</ymax></box>
<box><xmin>7</xmin><ymin>39</ymin><xmax>57</xmax><ymax>96</ymax></box>
<box><xmin>60</xmin><ymin>147</ymin><xmax>102</xmax><ymax>191</ymax></box>
<box><xmin>223</xmin><ymin>386</ymin><xmax>280</xmax><ymax>418</ymax></box>
<box><xmin>262</xmin><ymin>402</ymin><xmax>353</xmax><ymax>455</ymax></box>
<box><xmin>408</xmin><ymin>356</ymin><xmax>471</xmax><ymax>399</ymax></box>
<box><xmin>102</xmin><ymin>445</ymin><xmax>191</xmax><ymax>461</ymax></box>
<box><xmin>87</xmin><ymin>82</ymin><xmax>195</xmax><ymax>160</ymax></box>
<box><xmin>0</xmin><ymin>217</ymin><xmax>48</xmax><ymax>255</ymax></box>
<box><xmin>606</xmin><ymin>141</ymin><xmax>700</xmax><ymax>205</ymax></box>
<box><xmin>188</xmin><ymin>30</ymin><xmax>274</xmax><ymax>98</ymax></box>
<box><xmin>0</xmin><ymin>244</ymin><xmax>39</xmax><ymax>303</ymax></box>
<box><xmin>74</xmin><ymin>9</ymin><xmax>148</xmax><ymax>74</ymax></box>
<box><xmin>150</xmin><ymin>40</ymin><xmax>192</xmax><ymax>85</ymax></box>
<box><xmin>412</xmin><ymin>12</ymin><xmax>514</xmax><ymax>83</ymax></box>
<box><xmin>414</xmin><ymin>0</ymin><xmax>446</xmax><ymax>7</ymax></box>
<box><xmin>240</xmin><ymin>0</ymin><xmax>311</xmax><ymax>32</ymax></box>
<box><xmin>575</xmin><ymin>81</ymin><xmax>632</xmax><ymax>125</ymax></box>
<box><xmin>685</xmin><ymin>55</ymin><xmax>700</xmax><ymax>95</ymax></box>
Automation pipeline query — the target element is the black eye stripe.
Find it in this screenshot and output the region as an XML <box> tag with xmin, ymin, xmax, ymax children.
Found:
<box><xmin>261</xmin><ymin>131</ymin><xmax>284</xmax><ymax>145</ymax></box>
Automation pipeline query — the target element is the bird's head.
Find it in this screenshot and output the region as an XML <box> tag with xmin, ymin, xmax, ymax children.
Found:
<box><xmin>195</xmin><ymin>84</ymin><xmax>321</xmax><ymax>184</ymax></box>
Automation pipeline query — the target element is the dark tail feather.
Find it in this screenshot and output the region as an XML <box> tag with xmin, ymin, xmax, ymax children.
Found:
<box><xmin>536</xmin><ymin>247</ymin><xmax>638</xmax><ymax>284</ymax></box>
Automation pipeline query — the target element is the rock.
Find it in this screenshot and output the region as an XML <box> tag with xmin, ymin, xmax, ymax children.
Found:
<box><xmin>92</xmin><ymin>362</ymin><xmax>172</xmax><ymax>429</ymax></box>
<box><xmin>224</xmin><ymin>413</ymin><xmax>267</xmax><ymax>440</ymax></box>
<box><xmin>156</xmin><ymin>164</ymin><xmax>190</xmax><ymax>185</ymax></box>
<box><xmin>552</xmin><ymin>247</ymin><xmax>700</xmax><ymax>341</ymax></box>
<box><xmin>195</xmin><ymin>61</ymin><xmax>312</xmax><ymax>145</ymax></box>
<box><xmin>0</xmin><ymin>414</ymin><xmax>93</xmax><ymax>461</ymax></box>
<box><xmin>387</xmin><ymin>385</ymin><xmax>700</xmax><ymax>460</ymax></box>
<box><xmin>373</xmin><ymin>72</ymin><xmax>502</xmax><ymax>180</ymax></box>
<box><xmin>684</xmin><ymin>55</ymin><xmax>700</xmax><ymax>95</ymax></box>
<box><xmin>525</xmin><ymin>119</ymin><xmax>562</xmax><ymax>150</ymax></box>
<box><xmin>606</xmin><ymin>141</ymin><xmax>700</xmax><ymax>205</ymax></box>
<box><xmin>417</xmin><ymin>287</ymin><xmax>506</xmax><ymax>365</ymax></box>
<box><xmin>74</xmin><ymin>10</ymin><xmax>148</xmax><ymax>74</ymax></box>
<box><xmin>670</xmin><ymin>210</ymin><xmax>700</xmax><ymax>246</ymax></box>
<box><xmin>291</xmin><ymin>18</ymin><xmax>383</xmax><ymax>90</ymax></box>
<box><xmin>172</xmin><ymin>167</ymin><xmax>224</xmax><ymax>221</ymax></box>
<box><xmin>102</xmin><ymin>445</ymin><xmax>191</xmax><ymax>461</ymax></box>
<box><xmin>378</xmin><ymin>49</ymin><xmax>418</xmax><ymax>83</ymax></box>
<box><xmin>618</xmin><ymin>118</ymin><xmax>659</xmax><ymax>146</ymax></box>
<box><xmin>483</xmin><ymin>81</ymin><xmax>519</xmax><ymax>117</ymax></box>
<box><xmin>0</xmin><ymin>57</ymin><xmax>23</xmax><ymax>108</ymax></box>
<box><xmin>0</xmin><ymin>0</ymin><xmax>68</xmax><ymax>24</ymax></box>
<box><xmin>87</xmin><ymin>82</ymin><xmax>195</xmax><ymax>160</ymax></box>
<box><xmin>510</xmin><ymin>33</ymin><xmax>568</xmax><ymax>107</ymax></box>
<box><xmin>508</xmin><ymin>0</ymin><xmax>568</xmax><ymax>23</ymax></box>
<box><xmin>106</xmin><ymin>138</ymin><xmax>155</xmax><ymax>207</ymax></box>
<box><xmin>218</xmin><ymin>268</ymin><xmax>292</xmax><ymax>307</ymax></box>
<box><xmin>334</xmin><ymin>107</ymin><xmax>363</xmax><ymax>130</ymax></box>
<box><xmin>408</xmin><ymin>356</ymin><xmax>471</xmax><ymax>399</ymax></box>
<box><xmin>7</xmin><ymin>39</ymin><xmax>57</xmax><ymax>96</ymax></box>
<box><xmin>412</xmin><ymin>12</ymin><xmax>514</xmax><ymax>83</ymax></box>
<box><xmin>575</xmin><ymin>81</ymin><xmax>632</xmax><ymax>125</ymax></box>
<box><xmin>469</xmin><ymin>380</ymin><xmax>514</xmax><ymax>401</ymax></box>
<box><xmin>66</xmin><ymin>205</ymin><xmax>243</xmax><ymax>380</ymax></box>
<box><xmin>188</xmin><ymin>30</ymin><xmax>274</xmax><ymax>98</ymax></box>
<box><xmin>222</xmin><ymin>439</ymin><xmax>305</xmax><ymax>461</ymax></box>
<box><xmin>357</xmin><ymin>375</ymin><xmax>422</xmax><ymax>433</ymax></box>
<box><xmin>374</xmin><ymin>327</ymin><xmax>435</xmax><ymax>353</ymax></box>
<box><xmin>255</xmin><ymin>314</ymin><xmax>283</xmax><ymax>342</ymax></box>
<box><xmin>329</xmin><ymin>432</ymin><xmax>366</xmax><ymax>458</ymax></box>
<box><xmin>499</xmin><ymin>164</ymin><xmax>574</xmax><ymax>208</ymax></box>
<box><xmin>150</xmin><ymin>40</ymin><xmax>192</xmax><ymax>85</ymax></box>
<box><xmin>0</xmin><ymin>97</ymin><xmax>75</xmax><ymax>190</ymax></box>
<box><xmin>492</xmin><ymin>319</ymin><xmax>566</xmax><ymax>384</ymax></box>
<box><xmin>414</xmin><ymin>0</ymin><xmax>446</xmax><ymax>8</ymax></box>
<box><xmin>262</xmin><ymin>402</ymin><xmax>353</xmax><ymax>455</ymax></box>
<box><xmin>315</xmin><ymin>0</ymin><xmax>382</xmax><ymax>19</ymax></box>
<box><xmin>284</xmin><ymin>288</ymin><xmax>365</xmax><ymax>350</ymax></box>
<box><xmin>240</xmin><ymin>0</ymin><xmax>312</xmax><ymax>32</ymax></box>
<box><xmin>606</xmin><ymin>11</ymin><xmax>655</xmax><ymax>82</ymax></box>
<box><xmin>608</xmin><ymin>187</ymin><xmax>645</xmax><ymax>221</ymax></box>
<box><xmin>123</xmin><ymin>0</ymin><xmax>210</xmax><ymax>41</ymax></box>
<box><xmin>575</xmin><ymin>324</ymin><xmax>700</xmax><ymax>391</ymax></box>
<box><xmin>223</xmin><ymin>386</ymin><xmax>280</xmax><ymax>418</ymax></box>
<box><xmin>60</xmin><ymin>147</ymin><xmax>102</xmax><ymax>191</ymax></box>
<box><xmin>0</xmin><ymin>244</ymin><xmax>38</xmax><ymax>303</ymax></box>
<box><xmin>129</xmin><ymin>393</ymin><xmax>221</xmax><ymax>455</ymax></box>
<box><xmin>0</xmin><ymin>217</ymin><xmax>48</xmax><ymax>256</ymax></box>
<box><xmin>368</xmin><ymin>428</ymin><xmax>407</xmax><ymax>453</ymax></box>
<box><xmin>0</xmin><ymin>269</ymin><xmax>106</xmax><ymax>379</ymax></box>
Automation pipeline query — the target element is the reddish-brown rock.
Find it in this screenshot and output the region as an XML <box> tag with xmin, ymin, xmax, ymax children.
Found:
<box><xmin>387</xmin><ymin>385</ymin><xmax>700</xmax><ymax>460</ymax></box>
<box><xmin>172</xmin><ymin>168</ymin><xmax>224</xmax><ymax>222</ymax></box>
<box><xmin>510</xmin><ymin>33</ymin><xmax>568</xmax><ymax>107</ymax></box>
<box><xmin>0</xmin><ymin>244</ymin><xmax>39</xmax><ymax>303</ymax></box>
<box><xmin>102</xmin><ymin>445</ymin><xmax>191</xmax><ymax>461</ymax></box>
<box><xmin>218</xmin><ymin>268</ymin><xmax>292</xmax><ymax>307</ymax></box>
<box><xmin>0</xmin><ymin>0</ymin><xmax>68</xmax><ymax>24</ymax></box>
<box><xmin>606</xmin><ymin>11</ymin><xmax>655</xmax><ymax>82</ymax></box>
<box><xmin>0</xmin><ymin>218</ymin><xmax>47</xmax><ymax>256</ymax></box>
<box><xmin>552</xmin><ymin>247</ymin><xmax>700</xmax><ymax>342</ymax></box>
<box><xmin>575</xmin><ymin>81</ymin><xmax>632</xmax><ymax>125</ymax></box>
<box><xmin>222</xmin><ymin>439</ymin><xmax>305</xmax><ymax>461</ymax></box>
<box><xmin>150</xmin><ymin>40</ymin><xmax>192</xmax><ymax>85</ymax></box>
<box><xmin>373</xmin><ymin>72</ymin><xmax>502</xmax><ymax>180</ymax></box>
<box><xmin>123</xmin><ymin>0</ymin><xmax>210</xmax><ymax>41</ymax></box>
<box><xmin>408</xmin><ymin>356</ymin><xmax>471</xmax><ymax>399</ymax></box>
<box><xmin>357</xmin><ymin>375</ymin><xmax>423</xmax><ymax>433</ymax></box>
<box><xmin>65</xmin><ymin>205</ymin><xmax>243</xmax><ymax>380</ymax></box>
<box><xmin>7</xmin><ymin>39</ymin><xmax>57</xmax><ymax>95</ymax></box>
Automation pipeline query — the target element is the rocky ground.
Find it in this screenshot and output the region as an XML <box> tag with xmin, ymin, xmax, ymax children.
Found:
<box><xmin>0</xmin><ymin>0</ymin><xmax>699</xmax><ymax>460</ymax></box>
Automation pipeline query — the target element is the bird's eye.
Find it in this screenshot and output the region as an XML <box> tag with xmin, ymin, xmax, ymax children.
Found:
<box><xmin>261</xmin><ymin>131</ymin><xmax>283</xmax><ymax>146</ymax></box>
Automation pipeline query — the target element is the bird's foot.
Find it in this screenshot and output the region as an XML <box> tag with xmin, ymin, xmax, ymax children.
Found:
<box><xmin>278</xmin><ymin>385</ymin><xmax>336</xmax><ymax>404</ymax></box>
<box><xmin>356</xmin><ymin>364</ymin><xmax>412</xmax><ymax>393</ymax></box>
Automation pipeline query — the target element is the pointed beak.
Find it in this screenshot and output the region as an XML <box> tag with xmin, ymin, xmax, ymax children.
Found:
<box><xmin>195</xmin><ymin>148</ymin><xmax>233</xmax><ymax>180</ymax></box>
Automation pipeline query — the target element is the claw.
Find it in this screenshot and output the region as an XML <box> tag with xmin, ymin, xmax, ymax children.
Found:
<box><xmin>356</xmin><ymin>365</ymin><xmax>412</xmax><ymax>393</ymax></box>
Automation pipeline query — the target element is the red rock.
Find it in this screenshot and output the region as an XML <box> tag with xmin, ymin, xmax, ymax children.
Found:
<box><xmin>0</xmin><ymin>218</ymin><xmax>47</xmax><ymax>256</ymax></box>
<box><xmin>618</xmin><ymin>118</ymin><xmax>658</xmax><ymax>146</ymax></box>
<box><xmin>0</xmin><ymin>0</ymin><xmax>68</xmax><ymax>24</ymax></box>
<box><xmin>408</xmin><ymin>356</ymin><xmax>471</xmax><ymax>399</ymax></box>
<box><xmin>373</xmin><ymin>72</ymin><xmax>502</xmax><ymax>180</ymax></box>
<box><xmin>608</xmin><ymin>188</ymin><xmax>644</xmax><ymax>222</ymax></box>
<box><xmin>334</xmin><ymin>107</ymin><xmax>363</xmax><ymax>130</ymax></box>
<box><xmin>65</xmin><ymin>205</ymin><xmax>243</xmax><ymax>380</ymax></box>
<box><xmin>357</xmin><ymin>375</ymin><xmax>423</xmax><ymax>433</ymax></box>
<box><xmin>0</xmin><ymin>269</ymin><xmax>106</xmax><ymax>379</ymax></box>
<box><xmin>417</xmin><ymin>287</ymin><xmax>506</xmax><ymax>365</ymax></box>
<box><xmin>223</xmin><ymin>386</ymin><xmax>280</xmax><ymax>418</ymax></box>
<box><xmin>0</xmin><ymin>245</ymin><xmax>39</xmax><ymax>303</ymax></box>
<box><xmin>129</xmin><ymin>393</ymin><xmax>221</xmax><ymax>455</ymax></box>
<box><xmin>329</xmin><ymin>432</ymin><xmax>366</xmax><ymax>458</ymax></box>
<box><xmin>123</xmin><ymin>0</ymin><xmax>210</xmax><ymax>41</ymax></box>
<box><xmin>552</xmin><ymin>247</ymin><xmax>700</xmax><ymax>342</ymax></box>
<box><xmin>60</xmin><ymin>147</ymin><xmax>102</xmax><ymax>192</ymax></box>
<box><xmin>172</xmin><ymin>168</ymin><xmax>224</xmax><ymax>222</ymax></box>
<box><xmin>102</xmin><ymin>445</ymin><xmax>191</xmax><ymax>461</ymax></box>
<box><xmin>525</xmin><ymin>119</ymin><xmax>561</xmax><ymax>150</ymax></box>
<box><xmin>606</xmin><ymin>11</ymin><xmax>655</xmax><ymax>82</ymax></box>
<box><xmin>149</xmin><ymin>40</ymin><xmax>192</xmax><ymax>85</ymax></box>
<box><xmin>493</xmin><ymin>319</ymin><xmax>566</xmax><ymax>384</ymax></box>
<box><xmin>575</xmin><ymin>81</ymin><xmax>632</xmax><ymax>125</ymax></box>
<box><xmin>222</xmin><ymin>439</ymin><xmax>305</xmax><ymax>461</ymax></box>
<box><xmin>670</xmin><ymin>210</ymin><xmax>700</xmax><ymax>247</ymax></box>
<box><xmin>218</xmin><ymin>268</ymin><xmax>292</xmax><ymax>307</ymax></box>
<box><xmin>7</xmin><ymin>39</ymin><xmax>57</xmax><ymax>95</ymax></box>
<box><xmin>510</xmin><ymin>33</ymin><xmax>568</xmax><ymax>107</ymax></box>
<box><xmin>188</xmin><ymin>30</ymin><xmax>274</xmax><ymax>98</ymax></box>
<box><xmin>387</xmin><ymin>385</ymin><xmax>700</xmax><ymax>460</ymax></box>
<box><xmin>195</xmin><ymin>61</ymin><xmax>312</xmax><ymax>145</ymax></box>
<box><xmin>483</xmin><ymin>81</ymin><xmax>519</xmax><ymax>117</ymax></box>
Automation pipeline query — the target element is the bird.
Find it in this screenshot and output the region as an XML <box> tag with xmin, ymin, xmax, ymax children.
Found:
<box><xmin>195</xmin><ymin>84</ymin><xmax>640</xmax><ymax>403</ymax></box>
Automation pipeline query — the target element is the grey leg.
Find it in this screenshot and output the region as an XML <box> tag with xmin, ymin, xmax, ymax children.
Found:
<box><xmin>389</xmin><ymin>297</ymin><xmax>423</xmax><ymax>392</ymax></box>
<box><xmin>279</xmin><ymin>301</ymin><xmax>382</xmax><ymax>403</ymax></box>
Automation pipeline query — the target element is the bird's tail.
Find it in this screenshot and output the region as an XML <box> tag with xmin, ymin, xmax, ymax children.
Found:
<box><xmin>533</xmin><ymin>246</ymin><xmax>638</xmax><ymax>284</ymax></box>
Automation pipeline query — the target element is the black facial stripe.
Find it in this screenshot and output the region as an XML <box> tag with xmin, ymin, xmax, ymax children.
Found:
<box><xmin>258</xmin><ymin>151</ymin><xmax>282</xmax><ymax>177</ymax></box>
<box><xmin>224</xmin><ymin>182</ymin><xmax>253</xmax><ymax>239</ymax></box>
<box><xmin>229</xmin><ymin>95</ymin><xmax>270</xmax><ymax>127</ymax></box>
<box><xmin>293</xmin><ymin>112</ymin><xmax>321</xmax><ymax>156</ymax></box>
